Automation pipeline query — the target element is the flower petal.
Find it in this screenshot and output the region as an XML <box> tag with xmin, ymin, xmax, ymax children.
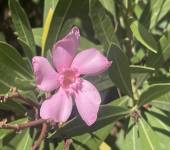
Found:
<box><xmin>74</xmin><ymin>79</ymin><xmax>101</xmax><ymax>126</ymax></box>
<box><xmin>40</xmin><ymin>88</ymin><xmax>72</xmax><ymax>122</ymax></box>
<box><xmin>32</xmin><ymin>56</ymin><xmax>59</xmax><ymax>92</ymax></box>
<box><xmin>71</xmin><ymin>48</ymin><xmax>112</xmax><ymax>76</ymax></box>
<box><xmin>52</xmin><ymin>27</ymin><xmax>80</xmax><ymax>72</ymax></box>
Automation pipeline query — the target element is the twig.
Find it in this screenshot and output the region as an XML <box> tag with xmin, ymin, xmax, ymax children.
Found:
<box><xmin>117</xmin><ymin>88</ymin><xmax>122</xmax><ymax>97</ymax></box>
<box><xmin>0</xmin><ymin>87</ymin><xmax>40</xmax><ymax>109</ymax></box>
<box><xmin>64</xmin><ymin>139</ymin><xmax>73</xmax><ymax>150</ymax></box>
<box><xmin>32</xmin><ymin>123</ymin><xmax>48</xmax><ymax>150</ymax></box>
<box><xmin>0</xmin><ymin>119</ymin><xmax>46</xmax><ymax>130</ymax></box>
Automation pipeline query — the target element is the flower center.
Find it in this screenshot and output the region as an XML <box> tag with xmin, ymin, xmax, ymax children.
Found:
<box><xmin>58</xmin><ymin>68</ymin><xmax>81</xmax><ymax>94</ymax></box>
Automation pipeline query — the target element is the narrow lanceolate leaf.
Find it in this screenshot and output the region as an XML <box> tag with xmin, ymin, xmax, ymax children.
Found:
<box><xmin>147</xmin><ymin>29</ymin><xmax>170</xmax><ymax>68</ymax></box>
<box><xmin>43</xmin><ymin>0</ymin><xmax>59</xmax><ymax>24</ymax></box>
<box><xmin>72</xmin><ymin>96</ymin><xmax>130</xmax><ymax>150</ymax></box>
<box><xmin>151</xmin><ymin>91</ymin><xmax>170</xmax><ymax>111</ymax></box>
<box><xmin>138</xmin><ymin>83</ymin><xmax>170</xmax><ymax>107</ymax></box>
<box><xmin>17</xmin><ymin>38</ymin><xmax>34</xmax><ymax>59</ymax></box>
<box><xmin>3</xmin><ymin>129</ymin><xmax>30</xmax><ymax>149</ymax></box>
<box><xmin>108</xmin><ymin>44</ymin><xmax>133</xmax><ymax>97</ymax></box>
<box><xmin>0</xmin><ymin>42</ymin><xmax>33</xmax><ymax>78</ymax></box>
<box><xmin>130</xmin><ymin>21</ymin><xmax>158</xmax><ymax>53</ymax></box>
<box><xmin>150</xmin><ymin>0</ymin><xmax>170</xmax><ymax>29</ymax></box>
<box><xmin>116</xmin><ymin>118</ymin><xmax>140</xmax><ymax>150</ymax></box>
<box><xmin>43</xmin><ymin>0</ymin><xmax>73</xmax><ymax>55</ymax></box>
<box><xmin>89</xmin><ymin>0</ymin><xmax>119</xmax><ymax>52</ymax></box>
<box><xmin>32</xmin><ymin>28</ymin><xmax>42</xmax><ymax>47</ymax></box>
<box><xmin>16</xmin><ymin>129</ymin><xmax>32</xmax><ymax>150</ymax></box>
<box><xmin>48</xmin><ymin>103</ymin><xmax>129</xmax><ymax>138</ymax></box>
<box><xmin>138</xmin><ymin>30</ymin><xmax>170</xmax><ymax>87</ymax></box>
<box><xmin>139</xmin><ymin>117</ymin><xmax>162</xmax><ymax>150</ymax></box>
<box><xmin>72</xmin><ymin>124</ymin><xmax>113</xmax><ymax>150</ymax></box>
<box><xmin>0</xmin><ymin>118</ymin><xmax>27</xmax><ymax>140</ymax></box>
<box><xmin>41</xmin><ymin>8</ymin><xmax>54</xmax><ymax>55</ymax></box>
<box><xmin>130</xmin><ymin>65</ymin><xmax>155</xmax><ymax>85</ymax></box>
<box><xmin>145</xmin><ymin>107</ymin><xmax>170</xmax><ymax>149</ymax></box>
<box><xmin>99</xmin><ymin>0</ymin><xmax>116</xmax><ymax>20</ymax></box>
<box><xmin>9</xmin><ymin>0</ymin><xmax>36</xmax><ymax>58</ymax></box>
<box><xmin>130</xmin><ymin>65</ymin><xmax>155</xmax><ymax>74</ymax></box>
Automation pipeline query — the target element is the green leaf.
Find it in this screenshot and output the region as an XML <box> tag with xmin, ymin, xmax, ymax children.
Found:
<box><xmin>138</xmin><ymin>83</ymin><xmax>170</xmax><ymax>107</ymax></box>
<box><xmin>16</xmin><ymin>129</ymin><xmax>32</xmax><ymax>150</ymax></box>
<box><xmin>43</xmin><ymin>0</ymin><xmax>59</xmax><ymax>24</ymax></box>
<box><xmin>144</xmin><ymin>107</ymin><xmax>170</xmax><ymax>149</ymax></box>
<box><xmin>72</xmin><ymin>124</ymin><xmax>113</xmax><ymax>150</ymax></box>
<box><xmin>98</xmin><ymin>0</ymin><xmax>116</xmax><ymax>20</ymax></box>
<box><xmin>108</xmin><ymin>44</ymin><xmax>133</xmax><ymax>97</ymax></box>
<box><xmin>79</xmin><ymin>36</ymin><xmax>102</xmax><ymax>51</ymax></box>
<box><xmin>48</xmin><ymin>99</ymin><xmax>129</xmax><ymax>138</ymax></box>
<box><xmin>43</xmin><ymin>0</ymin><xmax>73</xmax><ymax>55</ymax></box>
<box><xmin>130</xmin><ymin>65</ymin><xmax>155</xmax><ymax>74</ymax></box>
<box><xmin>116</xmin><ymin>118</ymin><xmax>140</xmax><ymax>150</ymax></box>
<box><xmin>0</xmin><ymin>100</ymin><xmax>27</xmax><ymax>116</ymax></box>
<box><xmin>108</xmin><ymin>96</ymin><xmax>130</xmax><ymax>109</ymax></box>
<box><xmin>2</xmin><ymin>129</ymin><xmax>30</xmax><ymax>150</ymax></box>
<box><xmin>32</xmin><ymin>28</ymin><xmax>42</xmax><ymax>47</ymax></box>
<box><xmin>151</xmin><ymin>91</ymin><xmax>170</xmax><ymax>111</ymax></box>
<box><xmin>150</xmin><ymin>0</ymin><xmax>170</xmax><ymax>29</ymax></box>
<box><xmin>89</xmin><ymin>0</ymin><xmax>119</xmax><ymax>52</ymax></box>
<box><xmin>9</xmin><ymin>0</ymin><xmax>36</xmax><ymax>58</ymax></box>
<box><xmin>130</xmin><ymin>21</ymin><xmax>158</xmax><ymax>53</ymax></box>
<box><xmin>0</xmin><ymin>118</ymin><xmax>27</xmax><ymax>140</ymax></box>
<box><xmin>138</xmin><ymin>117</ymin><xmax>162</xmax><ymax>150</ymax></box>
<box><xmin>136</xmin><ymin>30</ymin><xmax>170</xmax><ymax>88</ymax></box>
<box><xmin>0</xmin><ymin>42</ymin><xmax>33</xmax><ymax>79</ymax></box>
<box><xmin>0</xmin><ymin>32</ymin><xmax>6</xmax><ymax>42</ymax></box>
<box><xmin>55</xmin><ymin>141</ymin><xmax>64</xmax><ymax>150</ymax></box>
<box><xmin>130</xmin><ymin>65</ymin><xmax>155</xmax><ymax>86</ymax></box>
<box><xmin>17</xmin><ymin>38</ymin><xmax>34</xmax><ymax>59</ymax></box>
<box><xmin>72</xmin><ymin>96</ymin><xmax>130</xmax><ymax>150</ymax></box>
<box><xmin>146</xmin><ymin>29</ymin><xmax>170</xmax><ymax>68</ymax></box>
<box><xmin>85</xmin><ymin>72</ymin><xmax>114</xmax><ymax>91</ymax></box>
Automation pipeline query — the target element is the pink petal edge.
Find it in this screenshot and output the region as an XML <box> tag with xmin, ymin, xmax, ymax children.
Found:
<box><xmin>71</xmin><ymin>48</ymin><xmax>112</xmax><ymax>76</ymax></box>
<box><xmin>40</xmin><ymin>87</ymin><xmax>73</xmax><ymax>122</ymax></box>
<box><xmin>32</xmin><ymin>56</ymin><xmax>59</xmax><ymax>92</ymax></box>
<box><xmin>74</xmin><ymin>79</ymin><xmax>101</xmax><ymax>126</ymax></box>
<box><xmin>52</xmin><ymin>27</ymin><xmax>80</xmax><ymax>72</ymax></box>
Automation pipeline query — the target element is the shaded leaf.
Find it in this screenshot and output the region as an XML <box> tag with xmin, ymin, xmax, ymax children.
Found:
<box><xmin>0</xmin><ymin>42</ymin><xmax>33</xmax><ymax>79</ymax></box>
<box><xmin>151</xmin><ymin>91</ymin><xmax>170</xmax><ymax>111</ymax></box>
<box><xmin>108</xmin><ymin>44</ymin><xmax>133</xmax><ymax>97</ymax></box>
<box><xmin>89</xmin><ymin>0</ymin><xmax>119</xmax><ymax>52</ymax></box>
<box><xmin>48</xmin><ymin>97</ymin><xmax>129</xmax><ymax>138</ymax></box>
<box><xmin>138</xmin><ymin>83</ymin><xmax>170</xmax><ymax>107</ymax></box>
<box><xmin>9</xmin><ymin>0</ymin><xmax>36</xmax><ymax>58</ymax></box>
<box><xmin>32</xmin><ymin>28</ymin><xmax>42</xmax><ymax>47</ymax></box>
<box><xmin>43</xmin><ymin>0</ymin><xmax>73</xmax><ymax>55</ymax></box>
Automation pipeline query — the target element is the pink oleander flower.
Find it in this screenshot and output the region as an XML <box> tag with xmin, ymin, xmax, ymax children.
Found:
<box><xmin>32</xmin><ymin>27</ymin><xmax>112</xmax><ymax>126</ymax></box>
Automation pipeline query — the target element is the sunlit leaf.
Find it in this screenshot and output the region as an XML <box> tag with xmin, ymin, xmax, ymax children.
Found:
<box><xmin>130</xmin><ymin>21</ymin><xmax>158</xmax><ymax>53</ymax></box>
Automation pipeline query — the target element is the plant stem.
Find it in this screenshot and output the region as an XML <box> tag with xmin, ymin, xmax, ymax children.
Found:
<box><xmin>0</xmin><ymin>119</ymin><xmax>46</xmax><ymax>130</ymax></box>
<box><xmin>32</xmin><ymin>123</ymin><xmax>48</xmax><ymax>150</ymax></box>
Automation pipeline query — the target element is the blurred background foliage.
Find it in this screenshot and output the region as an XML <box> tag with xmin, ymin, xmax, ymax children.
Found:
<box><xmin>0</xmin><ymin>0</ymin><xmax>170</xmax><ymax>149</ymax></box>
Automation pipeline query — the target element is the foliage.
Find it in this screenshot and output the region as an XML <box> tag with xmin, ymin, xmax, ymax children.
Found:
<box><xmin>0</xmin><ymin>0</ymin><xmax>170</xmax><ymax>149</ymax></box>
